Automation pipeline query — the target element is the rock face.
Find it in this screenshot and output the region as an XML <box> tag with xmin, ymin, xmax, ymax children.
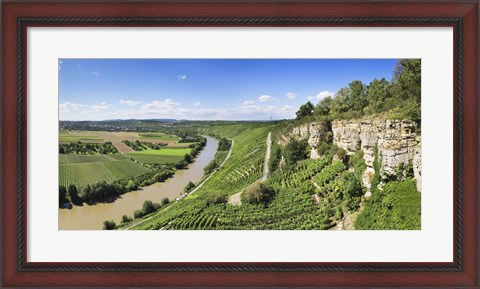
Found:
<box><xmin>279</xmin><ymin>118</ymin><xmax>422</xmax><ymax>192</ymax></box>
<box><xmin>278</xmin><ymin>122</ymin><xmax>329</xmax><ymax>159</ymax></box>
<box><xmin>332</xmin><ymin>119</ymin><xmax>421</xmax><ymax>192</ymax></box>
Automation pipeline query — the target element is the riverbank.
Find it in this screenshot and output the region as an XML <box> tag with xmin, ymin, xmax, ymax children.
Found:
<box><xmin>58</xmin><ymin>135</ymin><xmax>219</xmax><ymax>230</ymax></box>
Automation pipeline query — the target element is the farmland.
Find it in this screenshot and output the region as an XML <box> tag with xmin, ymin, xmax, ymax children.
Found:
<box><xmin>125</xmin><ymin>148</ymin><xmax>192</xmax><ymax>164</ymax></box>
<box><xmin>59</xmin><ymin>130</ymin><xmax>195</xmax><ymax>188</ymax></box>
<box><xmin>59</xmin><ymin>154</ymin><xmax>147</xmax><ymax>188</ymax></box>
<box><xmin>59</xmin><ymin>130</ymin><xmax>191</xmax><ymax>153</ymax></box>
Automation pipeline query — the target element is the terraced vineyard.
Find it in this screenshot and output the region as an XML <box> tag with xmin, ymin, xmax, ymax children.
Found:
<box><xmin>59</xmin><ymin>154</ymin><xmax>148</xmax><ymax>188</ymax></box>
<box><xmin>129</xmin><ymin>123</ymin><xmax>335</xmax><ymax>230</ymax></box>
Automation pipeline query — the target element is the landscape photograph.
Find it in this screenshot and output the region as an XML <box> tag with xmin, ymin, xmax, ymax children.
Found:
<box><xmin>58</xmin><ymin>58</ymin><xmax>421</xmax><ymax>230</ymax></box>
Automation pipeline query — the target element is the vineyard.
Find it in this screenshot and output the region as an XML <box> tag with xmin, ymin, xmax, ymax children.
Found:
<box><xmin>59</xmin><ymin>155</ymin><xmax>147</xmax><ymax>188</ymax></box>
<box><xmin>129</xmin><ymin>123</ymin><xmax>337</xmax><ymax>230</ymax></box>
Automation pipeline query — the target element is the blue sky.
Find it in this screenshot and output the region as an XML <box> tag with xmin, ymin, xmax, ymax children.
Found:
<box><xmin>59</xmin><ymin>59</ymin><xmax>397</xmax><ymax>121</ymax></box>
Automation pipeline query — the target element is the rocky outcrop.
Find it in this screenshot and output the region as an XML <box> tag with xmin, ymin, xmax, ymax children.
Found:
<box><xmin>332</xmin><ymin>119</ymin><xmax>421</xmax><ymax>192</ymax></box>
<box><xmin>278</xmin><ymin>122</ymin><xmax>329</xmax><ymax>159</ymax></box>
<box><xmin>279</xmin><ymin>118</ymin><xmax>422</xmax><ymax>192</ymax></box>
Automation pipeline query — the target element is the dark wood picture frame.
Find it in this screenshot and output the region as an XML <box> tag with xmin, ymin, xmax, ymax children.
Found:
<box><xmin>1</xmin><ymin>1</ymin><xmax>479</xmax><ymax>288</ymax></box>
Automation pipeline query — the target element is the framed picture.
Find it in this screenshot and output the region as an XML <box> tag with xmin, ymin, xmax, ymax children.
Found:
<box><xmin>2</xmin><ymin>1</ymin><xmax>478</xmax><ymax>288</ymax></box>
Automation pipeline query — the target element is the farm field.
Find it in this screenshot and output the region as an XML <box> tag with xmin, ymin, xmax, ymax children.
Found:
<box><xmin>125</xmin><ymin>148</ymin><xmax>192</xmax><ymax>164</ymax></box>
<box><xmin>59</xmin><ymin>130</ymin><xmax>191</xmax><ymax>152</ymax></box>
<box><xmin>138</xmin><ymin>132</ymin><xmax>180</xmax><ymax>141</ymax></box>
<box><xmin>59</xmin><ymin>154</ymin><xmax>148</xmax><ymax>188</ymax></box>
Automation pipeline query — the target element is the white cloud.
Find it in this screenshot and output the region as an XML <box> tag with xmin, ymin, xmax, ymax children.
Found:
<box><xmin>285</xmin><ymin>92</ymin><xmax>297</xmax><ymax>99</ymax></box>
<box><xmin>280</xmin><ymin>105</ymin><xmax>293</xmax><ymax>112</ymax></box>
<box><xmin>90</xmin><ymin>71</ymin><xmax>100</xmax><ymax>77</ymax></box>
<box><xmin>306</xmin><ymin>91</ymin><xmax>335</xmax><ymax>102</ymax></box>
<box><xmin>177</xmin><ymin>74</ymin><xmax>187</xmax><ymax>80</ymax></box>
<box><xmin>142</xmin><ymin>99</ymin><xmax>181</xmax><ymax>115</ymax></box>
<box><xmin>59</xmin><ymin>101</ymin><xmax>87</xmax><ymax>113</ymax></box>
<box><xmin>80</xmin><ymin>102</ymin><xmax>111</xmax><ymax>115</ymax></box>
<box><xmin>258</xmin><ymin>94</ymin><xmax>278</xmax><ymax>102</ymax></box>
<box><xmin>120</xmin><ymin>99</ymin><xmax>141</xmax><ymax>106</ymax></box>
<box><xmin>316</xmin><ymin>90</ymin><xmax>335</xmax><ymax>100</ymax></box>
<box><xmin>60</xmin><ymin>97</ymin><xmax>300</xmax><ymax>121</ymax></box>
<box><xmin>192</xmin><ymin>102</ymin><xmax>201</xmax><ymax>106</ymax></box>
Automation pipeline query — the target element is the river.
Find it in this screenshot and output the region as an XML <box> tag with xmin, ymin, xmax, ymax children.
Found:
<box><xmin>58</xmin><ymin>135</ymin><xmax>219</xmax><ymax>230</ymax></box>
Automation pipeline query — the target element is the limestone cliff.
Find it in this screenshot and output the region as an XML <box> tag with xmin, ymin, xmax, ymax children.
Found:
<box><xmin>278</xmin><ymin>122</ymin><xmax>329</xmax><ymax>159</ymax></box>
<box><xmin>278</xmin><ymin>118</ymin><xmax>422</xmax><ymax>192</ymax></box>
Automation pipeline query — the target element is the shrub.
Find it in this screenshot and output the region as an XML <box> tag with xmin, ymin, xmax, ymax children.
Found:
<box><xmin>184</xmin><ymin>181</ymin><xmax>195</xmax><ymax>193</ymax></box>
<box><xmin>142</xmin><ymin>200</ymin><xmax>157</xmax><ymax>215</ymax></box>
<box><xmin>121</xmin><ymin>215</ymin><xmax>132</xmax><ymax>224</ymax></box>
<box><xmin>161</xmin><ymin>197</ymin><xmax>170</xmax><ymax>206</ymax></box>
<box><xmin>241</xmin><ymin>182</ymin><xmax>275</xmax><ymax>205</ymax></box>
<box><xmin>355</xmin><ymin>179</ymin><xmax>420</xmax><ymax>230</ymax></box>
<box><xmin>204</xmin><ymin>192</ymin><xmax>228</xmax><ymax>206</ymax></box>
<box><xmin>133</xmin><ymin>210</ymin><xmax>144</xmax><ymax>219</ymax></box>
<box><xmin>103</xmin><ymin>220</ymin><xmax>117</xmax><ymax>230</ymax></box>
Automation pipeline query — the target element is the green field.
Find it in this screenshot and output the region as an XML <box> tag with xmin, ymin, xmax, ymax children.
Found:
<box><xmin>59</xmin><ymin>136</ymin><xmax>103</xmax><ymax>143</ymax></box>
<box><xmin>59</xmin><ymin>154</ymin><xmax>147</xmax><ymax>188</ymax></box>
<box><xmin>138</xmin><ymin>133</ymin><xmax>180</xmax><ymax>141</ymax></box>
<box><xmin>59</xmin><ymin>154</ymin><xmax>126</xmax><ymax>164</ymax></box>
<box><xmin>125</xmin><ymin>148</ymin><xmax>191</xmax><ymax>164</ymax></box>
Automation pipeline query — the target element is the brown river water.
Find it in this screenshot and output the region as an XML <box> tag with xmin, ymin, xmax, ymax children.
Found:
<box><xmin>58</xmin><ymin>136</ymin><xmax>219</xmax><ymax>230</ymax></box>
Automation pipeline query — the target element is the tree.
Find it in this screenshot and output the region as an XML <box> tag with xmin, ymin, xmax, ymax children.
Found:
<box><xmin>68</xmin><ymin>184</ymin><xmax>81</xmax><ymax>205</ymax></box>
<box><xmin>142</xmin><ymin>200</ymin><xmax>156</xmax><ymax>215</ymax></box>
<box><xmin>103</xmin><ymin>220</ymin><xmax>117</xmax><ymax>230</ymax></box>
<box><xmin>330</xmin><ymin>87</ymin><xmax>352</xmax><ymax>115</ymax></box>
<box><xmin>184</xmin><ymin>181</ymin><xmax>195</xmax><ymax>193</ymax></box>
<box><xmin>295</xmin><ymin>101</ymin><xmax>314</xmax><ymax>119</ymax></box>
<box><xmin>59</xmin><ymin>185</ymin><xmax>67</xmax><ymax>205</ymax></box>
<box><xmin>241</xmin><ymin>182</ymin><xmax>275</xmax><ymax>205</ymax></box>
<box><xmin>314</xmin><ymin>96</ymin><xmax>333</xmax><ymax>116</ymax></box>
<box><xmin>330</xmin><ymin>81</ymin><xmax>367</xmax><ymax>116</ymax></box>
<box><xmin>348</xmin><ymin>80</ymin><xmax>367</xmax><ymax>112</ymax></box>
<box><xmin>391</xmin><ymin>59</ymin><xmax>421</xmax><ymax>125</ymax></box>
<box><xmin>184</xmin><ymin>153</ymin><xmax>192</xmax><ymax>163</ymax></box>
<box><xmin>121</xmin><ymin>215</ymin><xmax>132</xmax><ymax>224</ymax></box>
<box><xmin>204</xmin><ymin>160</ymin><xmax>218</xmax><ymax>174</ymax></box>
<box><xmin>133</xmin><ymin>210</ymin><xmax>144</xmax><ymax>219</ymax></box>
<box><xmin>392</xmin><ymin>59</ymin><xmax>421</xmax><ymax>102</ymax></box>
<box><xmin>284</xmin><ymin>139</ymin><xmax>308</xmax><ymax>166</ymax></box>
<box><xmin>366</xmin><ymin>78</ymin><xmax>391</xmax><ymax>113</ymax></box>
<box><xmin>161</xmin><ymin>197</ymin><xmax>170</xmax><ymax>206</ymax></box>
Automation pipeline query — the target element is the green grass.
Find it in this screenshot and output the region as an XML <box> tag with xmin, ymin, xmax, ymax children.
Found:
<box><xmin>138</xmin><ymin>132</ymin><xmax>180</xmax><ymax>141</ymax></box>
<box><xmin>59</xmin><ymin>156</ymin><xmax>147</xmax><ymax>188</ymax></box>
<box><xmin>59</xmin><ymin>154</ymin><xmax>127</xmax><ymax>164</ymax></box>
<box><xmin>59</xmin><ymin>136</ymin><xmax>103</xmax><ymax>143</ymax></box>
<box><xmin>125</xmin><ymin>148</ymin><xmax>191</xmax><ymax>164</ymax></box>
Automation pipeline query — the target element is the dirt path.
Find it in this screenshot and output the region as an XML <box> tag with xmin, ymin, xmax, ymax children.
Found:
<box><xmin>261</xmin><ymin>132</ymin><xmax>272</xmax><ymax>181</ymax></box>
<box><xmin>227</xmin><ymin>191</ymin><xmax>242</xmax><ymax>206</ymax></box>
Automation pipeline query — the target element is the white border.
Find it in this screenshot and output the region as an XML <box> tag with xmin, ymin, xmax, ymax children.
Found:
<box><xmin>28</xmin><ymin>27</ymin><xmax>453</xmax><ymax>262</ymax></box>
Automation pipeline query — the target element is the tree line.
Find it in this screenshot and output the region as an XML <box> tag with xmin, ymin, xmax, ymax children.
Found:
<box><xmin>59</xmin><ymin>142</ymin><xmax>118</xmax><ymax>154</ymax></box>
<box><xmin>122</xmin><ymin>140</ymin><xmax>167</xmax><ymax>151</ymax></box>
<box><xmin>295</xmin><ymin>59</ymin><xmax>421</xmax><ymax>126</ymax></box>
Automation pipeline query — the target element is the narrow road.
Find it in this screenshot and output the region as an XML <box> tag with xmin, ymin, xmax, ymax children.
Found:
<box><xmin>261</xmin><ymin>132</ymin><xmax>272</xmax><ymax>181</ymax></box>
